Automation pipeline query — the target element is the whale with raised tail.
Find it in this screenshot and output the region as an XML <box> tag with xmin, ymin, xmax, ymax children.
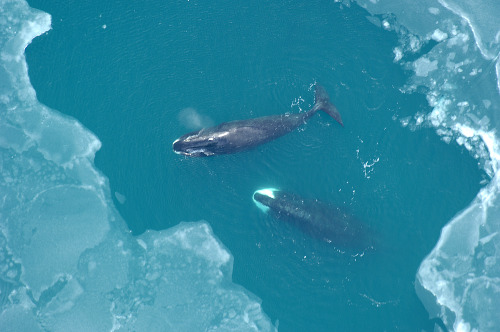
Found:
<box><xmin>172</xmin><ymin>84</ymin><xmax>343</xmax><ymax>157</ymax></box>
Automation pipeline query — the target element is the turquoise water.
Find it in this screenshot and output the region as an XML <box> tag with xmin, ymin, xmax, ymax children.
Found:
<box><xmin>2</xmin><ymin>0</ymin><xmax>497</xmax><ymax>331</ymax></box>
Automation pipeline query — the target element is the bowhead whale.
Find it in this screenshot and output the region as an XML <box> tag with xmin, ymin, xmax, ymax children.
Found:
<box><xmin>172</xmin><ymin>84</ymin><xmax>342</xmax><ymax>157</ymax></box>
<box><xmin>253</xmin><ymin>188</ymin><xmax>373</xmax><ymax>250</ymax></box>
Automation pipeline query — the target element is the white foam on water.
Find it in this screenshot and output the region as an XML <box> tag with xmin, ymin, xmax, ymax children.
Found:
<box><xmin>0</xmin><ymin>1</ymin><xmax>276</xmax><ymax>331</ymax></box>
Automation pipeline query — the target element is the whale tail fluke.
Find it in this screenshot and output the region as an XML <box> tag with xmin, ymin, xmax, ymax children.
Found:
<box><xmin>313</xmin><ymin>84</ymin><xmax>343</xmax><ymax>127</ymax></box>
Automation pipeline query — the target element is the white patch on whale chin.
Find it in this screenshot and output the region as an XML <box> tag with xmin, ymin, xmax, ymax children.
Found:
<box><xmin>252</xmin><ymin>188</ymin><xmax>279</xmax><ymax>213</ymax></box>
<box><xmin>256</xmin><ymin>188</ymin><xmax>277</xmax><ymax>198</ymax></box>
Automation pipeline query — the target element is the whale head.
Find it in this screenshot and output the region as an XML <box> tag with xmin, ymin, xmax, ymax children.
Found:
<box><xmin>172</xmin><ymin>129</ymin><xmax>222</xmax><ymax>157</ymax></box>
<box><xmin>252</xmin><ymin>188</ymin><xmax>280</xmax><ymax>213</ymax></box>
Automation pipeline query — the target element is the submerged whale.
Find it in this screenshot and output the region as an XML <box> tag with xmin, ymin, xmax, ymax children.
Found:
<box><xmin>172</xmin><ymin>84</ymin><xmax>343</xmax><ymax>157</ymax></box>
<box><xmin>253</xmin><ymin>188</ymin><xmax>373</xmax><ymax>250</ymax></box>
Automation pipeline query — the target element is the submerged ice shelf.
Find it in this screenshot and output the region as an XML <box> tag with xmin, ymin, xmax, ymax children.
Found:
<box><xmin>0</xmin><ymin>1</ymin><xmax>275</xmax><ymax>331</ymax></box>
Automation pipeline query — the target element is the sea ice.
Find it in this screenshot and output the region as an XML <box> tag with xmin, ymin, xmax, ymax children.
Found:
<box><xmin>0</xmin><ymin>1</ymin><xmax>276</xmax><ymax>331</ymax></box>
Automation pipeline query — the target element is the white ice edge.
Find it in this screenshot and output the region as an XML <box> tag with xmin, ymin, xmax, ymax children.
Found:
<box><xmin>438</xmin><ymin>0</ymin><xmax>497</xmax><ymax>60</ymax></box>
<box><xmin>0</xmin><ymin>1</ymin><xmax>276</xmax><ymax>331</ymax></box>
<box><xmin>353</xmin><ymin>0</ymin><xmax>500</xmax><ymax>331</ymax></box>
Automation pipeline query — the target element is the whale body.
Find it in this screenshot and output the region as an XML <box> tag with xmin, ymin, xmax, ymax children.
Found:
<box><xmin>172</xmin><ymin>84</ymin><xmax>342</xmax><ymax>157</ymax></box>
<box><xmin>253</xmin><ymin>188</ymin><xmax>373</xmax><ymax>250</ymax></box>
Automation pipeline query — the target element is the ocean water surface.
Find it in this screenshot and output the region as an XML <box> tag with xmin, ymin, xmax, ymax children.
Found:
<box><xmin>1</xmin><ymin>0</ymin><xmax>499</xmax><ymax>331</ymax></box>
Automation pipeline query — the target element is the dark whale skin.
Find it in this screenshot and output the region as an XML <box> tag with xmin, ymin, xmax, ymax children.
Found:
<box><xmin>253</xmin><ymin>189</ymin><xmax>374</xmax><ymax>251</ymax></box>
<box><xmin>172</xmin><ymin>84</ymin><xmax>342</xmax><ymax>157</ymax></box>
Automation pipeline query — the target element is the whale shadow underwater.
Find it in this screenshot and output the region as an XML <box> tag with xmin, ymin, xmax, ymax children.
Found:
<box><xmin>253</xmin><ymin>188</ymin><xmax>376</xmax><ymax>252</ymax></box>
<box><xmin>172</xmin><ymin>84</ymin><xmax>343</xmax><ymax>157</ymax></box>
